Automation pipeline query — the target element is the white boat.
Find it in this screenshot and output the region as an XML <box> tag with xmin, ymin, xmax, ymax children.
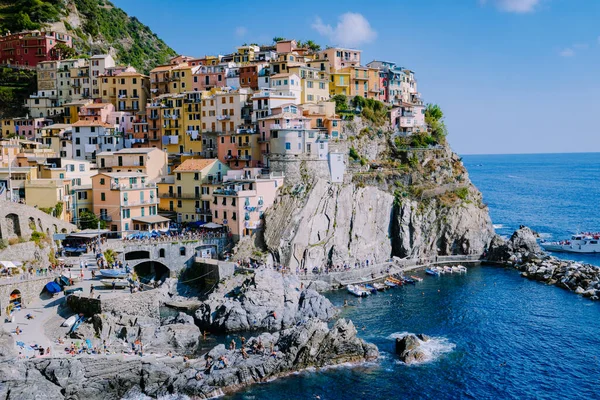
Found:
<box><xmin>98</xmin><ymin>269</ymin><xmax>128</xmax><ymax>278</ymax></box>
<box><xmin>541</xmin><ymin>234</ymin><xmax>600</xmax><ymax>253</ymax></box>
<box><xmin>372</xmin><ymin>282</ymin><xmax>386</xmax><ymax>291</ymax></box>
<box><xmin>62</xmin><ymin>315</ymin><xmax>78</xmax><ymax>328</ymax></box>
<box><xmin>457</xmin><ymin>265</ymin><xmax>467</xmax><ymax>273</ymax></box>
<box><xmin>347</xmin><ymin>284</ymin><xmax>369</xmax><ymax>297</ymax></box>
<box><xmin>101</xmin><ymin>279</ymin><xmax>129</xmax><ymax>288</ymax></box>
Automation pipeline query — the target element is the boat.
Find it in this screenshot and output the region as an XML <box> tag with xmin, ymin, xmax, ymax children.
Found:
<box><xmin>426</xmin><ymin>268</ymin><xmax>439</xmax><ymax>276</ymax></box>
<box><xmin>347</xmin><ymin>284</ymin><xmax>369</xmax><ymax>297</ymax></box>
<box><xmin>98</xmin><ymin>269</ymin><xmax>128</xmax><ymax>279</ymax></box>
<box><xmin>61</xmin><ymin>274</ymin><xmax>81</xmax><ymax>283</ymax></box>
<box><xmin>384</xmin><ymin>279</ymin><xmax>397</xmax><ymax>287</ymax></box>
<box><xmin>541</xmin><ymin>234</ymin><xmax>600</xmax><ymax>253</ymax></box>
<box><xmin>372</xmin><ymin>282</ymin><xmax>387</xmax><ymax>291</ymax></box>
<box><xmin>387</xmin><ymin>276</ymin><xmax>403</xmax><ymax>285</ymax></box>
<box><xmin>410</xmin><ymin>275</ymin><xmax>423</xmax><ymax>282</ymax></box>
<box><xmin>457</xmin><ymin>265</ymin><xmax>467</xmax><ymax>273</ymax></box>
<box><xmin>403</xmin><ymin>277</ymin><xmax>417</xmax><ymax>285</ymax></box>
<box><xmin>100</xmin><ymin>279</ymin><xmax>129</xmax><ymax>288</ymax></box>
<box><xmin>62</xmin><ymin>315</ymin><xmax>78</xmax><ymax>328</ymax></box>
<box><xmin>443</xmin><ymin>266</ymin><xmax>452</xmax><ymax>273</ymax></box>
<box><xmin>364</xmin><ymin>284</ymin><xmax>378</xmax><ymax>294</ymax></box>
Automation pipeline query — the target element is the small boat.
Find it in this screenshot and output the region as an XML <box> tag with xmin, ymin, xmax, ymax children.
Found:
<box><xmin>426</xmin><ymin>268</ymin><xmax>439</xmax><ymax>276</ymax></box>
<box><xmin>61</xmin><ymin>274</ymin><xmax>81</xmax><ymax>283</ymax></box>
<box><xmin>364</xmin><ymin>284</ymin><xmax>378</xmax><ymax>294</ymax></box>
<box><xmin>101</xmin><ymin>279</ymin><xmax>129</xmax><ymax>288</ymax></box>
<box><xmin>443</xmin><ymin>266</ymin><xmax>452</xmax><ymax>273</ymax></box>
<box><xmin>98</xmin><ymin>269</ymin><xmax>128</xmax><ymax>279</ymax></box>
<box><xmin>410</xmin><ymin>275</ymin><xmax>423</xmax><ymax>282</ymax></box>
<box><xmin>62</xmin><ymin>315</ymin><xmax>78</xmax><ymax>328</ymax></box>
<box><xmin>387</xmin><ymin>276</ymin><xmax>403</xmax><ymax>285</ymax></box>
<box><xmin>457</xmin><ymin>265</ymin><xmax>467</xmax><ymax>273</ymax></box>
<box><xmin>372</xmin><ymin>282</ymin><xmax>386</xmax><ymax>291</ymax></box>
<box><xmin>347</xmin><ymin>284</ymin><xmax>369</xmax><ymax>297</ymax></box>
<box><xmin>384</xmin><ymin>279</ymin><xmax>398</xmax><ymax>287</ymax></box>
<box><xmin>403</xmin><ymin>277</ymin><xmax>416</xmax><ymax>285</ymax></box>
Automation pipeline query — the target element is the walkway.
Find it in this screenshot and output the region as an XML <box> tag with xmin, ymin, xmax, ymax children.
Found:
<box><xmin>299</xmin><ymin>255</ymin><xmax>482</xmax><ymax>287</ymax></box>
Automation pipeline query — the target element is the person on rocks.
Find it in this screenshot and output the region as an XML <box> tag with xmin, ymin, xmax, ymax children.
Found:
<box><xmin>241</xmin><ymin>346</ymin><xmax>249</xmax><ymax>359</ymax></box>
<box><xmin>230</xmin><ymin>339</ymin><xmax>236</xmax><ymax>350</ymax></box>
<box><xmin>257</xmin><ymin>339</ymin><xmax>264</xmax><ymax>354</ymax></box>
<box><xmin>240</xmin><ymin>336</ymin><xmax>246</xmax><ymax>347</ymax></box>
<box><xmin>218</xmin><ymin>355</ymin><xmax>228</xmax><ymax>368</ymax></box>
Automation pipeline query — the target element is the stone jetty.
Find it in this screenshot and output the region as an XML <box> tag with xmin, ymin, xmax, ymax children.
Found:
<box><xmin>488</xmin><ymin>226</ymin><xmax>600</xmax><ymax>300</ymax></box>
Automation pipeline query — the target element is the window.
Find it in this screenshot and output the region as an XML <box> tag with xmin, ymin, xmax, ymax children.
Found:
<box><xmin>176</xmin><ymin>173</ymin><xmax>181</xmax><ymax>180</ymax></box>
<box><xmin>307</xmin><ymin>81</ymin><xmax>313</xmax><ymax>88</ymax></box>
<box><xmin>101</xmin><ymin>193</ymin><xmax>106</xmax><ymax>201</ymax></box>
<box><xmin>232</xmin><ymin>212</ymin><xmax>237</xmax><ymax>220</ymax></box>
<box><xmin>214</xmin><ymin>210</ymin><xmax>218</xmax><ymax>218</ymax></box>
<box><xmin>79</xmin><ymin>164</ymin><xmax>85</xmax><ymax>172</ymax></box>
<box><xmin>285</xmin><ymin>142</ymin><xmax>291</xmax><ymax>150</ymax></box>
<box><xmin>100</xmin><ymin>178</ymin><xmax>105</xmax><ymax>185</ymax></box>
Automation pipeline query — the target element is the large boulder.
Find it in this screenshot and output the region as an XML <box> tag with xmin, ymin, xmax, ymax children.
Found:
<box><xmin>196</xmin><ymin>268</ymin><xmax>337</xmax><ymax>332</ymax></box>
<box><xmin>487</xmin><ymin>226</ymin><xmax>543</xmax><ymax>262</ymax></box>
<box><xmin>395</xmin><ymin>334</ymin><xmax>427</xmax><ymax>364</ymax></box>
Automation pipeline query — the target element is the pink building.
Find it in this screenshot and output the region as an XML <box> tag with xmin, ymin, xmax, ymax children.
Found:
<box><xmin>78</xmin><ymin>103</ymin><xmax>115</xmax><ymax>123</ymax></box>
<box><xmin>211</xmin><ymin>168</ymin><xmax>284</xmax><ymax>240</ymax></box>
<box><xmin>192</xmin><ymin>64</ymin><xmax>228</xmax><ymax>91</ymax></box>
<box><xmin>256</xmin><ymin>104</ymin><xmax>309</xmax><ymax>159</ymax></box>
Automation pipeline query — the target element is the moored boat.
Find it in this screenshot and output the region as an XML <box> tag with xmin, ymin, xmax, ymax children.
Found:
<box><xmin>410</xmin><ymin>275</ymin><xmax>423</xmax><ymax>282</ymax></box>
<box><xmin>384</xmin><ymin>279</ymin><xmax>398</xmax><ymax>287</ymax></box>
<box><xmin>372</xmin><ymin>282</ymin><xmax>386</xmax><ymax>291</ymax></box>
<box><xmin>426</xmin><ymin>268</ymin><xmax>439</xmax><ymax>276</ymax></box>
<box><xmin>403</xmin><ymin>277</ymin><xmax>416</xmax><ymax>285</ymax></box>
<box><xmin>100</xmin><ymin>279</ymin><xmax>129</xmax><ymax>288</ymax></box>
<box><xmin>364</xmin><ymin>284</ymin><xmax>378</xmax><ymax>293</ymax></box>
<box><xmin>347</xmin><ymin>284</ymin><xmax>369</xmax><ymax>297</ymax></box>
<box><xmin>98</xmin><ymin>269</ymin><xmax>128</xmax><ymax>279</ymax></box>
<box><xmin>541</xmin><ymin>234</ymin><xmax>600</xmax><ymax>253</ymax></box>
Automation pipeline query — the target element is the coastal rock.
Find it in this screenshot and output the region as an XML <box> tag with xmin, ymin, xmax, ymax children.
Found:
<box><xmin>395</xmin><ymin>334</ymin><xmax>426</xmax><ymax>364</ymax></box>
<box><xmin>0</xmin><ymin>329</ymin><xmax>16</xmax><ymax>359</ymax></box>
<box><xmin>0</xmin><ymin>319</ymin><xmax>377</xmax><ymax>399</ymax></box>
<box><xmin>487</xmin><ymin>226</ymin><xmax>543</xmax><ymax>262</ymax></box>
<box><xmin>195</xmin><ymin>269</ymin><xmax>337</xmax><ymax>332</ymax></box>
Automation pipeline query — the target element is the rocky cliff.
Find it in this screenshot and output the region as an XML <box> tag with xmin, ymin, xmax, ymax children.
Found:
<box><xmin>0</xmin><ymin>319</ymin><xmax>377</xmax><ymax>399</ymax></box>
<box><xmin>256</xmin><ymin>128</ymin><xmax>494</xmax><ymax>271</ymax></box>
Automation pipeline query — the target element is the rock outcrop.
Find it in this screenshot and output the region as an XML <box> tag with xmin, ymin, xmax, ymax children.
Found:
<box><xmin>395</xmin><ymin>333</ymin><xmax>430</xmax><ymax>364</ymax></box>
<box><xmin>195</xmin><ymin>268</ymin><xmax>337</xmax><ymax>332</ymax></box>
<box><xmin>487</xmin><ymin>226</ymin><xmax>542</xmax><ymax>263</ymax></box>
<box><xmin>0</xmin><ymin>319</ymin><xmax>377</xmax><ymax>399</ymax></box>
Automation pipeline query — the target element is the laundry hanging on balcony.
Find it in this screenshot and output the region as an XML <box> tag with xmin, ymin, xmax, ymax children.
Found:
<box><xmin>169</xmin><ymin>135</ymin><xmax>179</xmax><ymax>144</ymax></box>
<box><xmin>84</xmin><ymin>144</ymin><xmax>96</xmax><ymax>153</ymax></box>
<box><xmin>188</xmin><ymin>131</ymin><xmax>199</xmax><ymax>140</ymax></box>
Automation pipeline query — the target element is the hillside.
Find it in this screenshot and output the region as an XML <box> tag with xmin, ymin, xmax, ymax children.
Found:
<box><xmin>0</xmin><ymin>0</ymin><xmax>176</xmax><ymax>73</ymax></box>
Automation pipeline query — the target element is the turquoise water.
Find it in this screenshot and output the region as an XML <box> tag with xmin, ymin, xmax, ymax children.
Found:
<box><xmin>229</xmin><ymin>153</ymin><xmax>600</xmax><ymax>399</ymax></box>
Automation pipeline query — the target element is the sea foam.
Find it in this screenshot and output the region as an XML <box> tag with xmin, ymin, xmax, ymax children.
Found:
<box><xmin>387</xmin><ymin>332</ymin><xmax>455</xmax><ymax>365</ymax></box>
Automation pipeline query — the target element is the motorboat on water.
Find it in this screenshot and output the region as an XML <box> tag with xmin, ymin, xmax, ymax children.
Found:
<box><xmin>347</xmin><ymin>284</ymin><xmax>369</xmax><ymax>297</ymax></box>
<box><xmin>100</xmin><ymin>279</ymin><xmax>129</xmax><ymax>288</ymax></box>
<box><xmin>372</xmin><ymin>282</ymin><xmax>387</xmax><ymax>291</ymax></box>
<box><xmin>410</xmin><ymin>275</ymin><xmax>423</xmax><ymax>282</ymax></box>
<box><xmin>384</xmin><ymin>279</ymin><xmax>398</xmax><ymax>288</ymax></box>
<box><xmin>364</xmin><ymin>284</ymin><xmax>378</xmax><ymax>294</ymax></box>
<box><xmin>426</xmin><ymin>268</ymin><xmax>439</xmax><ymax>276</ymax></box>
<box><xmin>98</xmin><ymin>269</ymin><xmax>128</xmax><ymax>279</ymax></box>
<box><xmin>541</xmin><ymin>234</ymin><xmax>600</xmax><ymax>253</ymax></box>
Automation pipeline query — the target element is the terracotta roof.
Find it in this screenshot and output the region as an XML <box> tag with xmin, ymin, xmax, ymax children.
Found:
<box><xmin>83</xmin><ymin>103</ymin><xmax>113</xmax><ymax>109</ymax></box>
<box><xmin>72</xmin><ymin>120</ymin><xmax>113</xmax><ymax>128</ymax></box>
<box><xmin>116</xmin><ymin>72</ymin><xmax>147</xmax><ymax>77</ymax></box>
<box><xmin>174</xmin><ymin>158</ymin><xmax>217</xmax><ymax>172</ymax></box>
<box><xmin>150</xmin><ymin>65</ymin><xmax>175</xmax><ymax>72</ymax></box>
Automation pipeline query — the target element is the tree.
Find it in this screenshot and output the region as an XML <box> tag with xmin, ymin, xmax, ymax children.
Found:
<box><xmin>425</xmin><ymin>103</ymin><xmax>448</xmax><ymax>140</ymax></box>
<box><xmin>305</xmin><ymin>40</ymin><xmax>321</xmax><ymax>52</ymax></box>
<box><xmin>52</xmin><ymin>43</ymin><xmax>77</xmax><ymax>60</ymax></box>
<box><xmin>332</xmin><ymin>94</ymin><xmax>349</xmax><ymax>113</ymax></box>
<box><xmin>272</xmin><ymin>36</ymin><xmax>285</xmax><ymax>44</ymax></box>
<box><xmin>78</xmin><ymin>210</ymin><xmax>106</xmax><ymax>230</ymax></box>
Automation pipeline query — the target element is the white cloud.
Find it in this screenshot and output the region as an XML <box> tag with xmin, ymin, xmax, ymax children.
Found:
<box><xmin>559</xmin><ymin>48</ymin><xmax>575</xmax><ymax>57</ymax></box>
<box><xmin>481</xmin><ymin>0</ymin><xmax>542</xmax><ymax>13</ymax></box>
<box><xmin>312</xmin><ymin>12</ymin><xmax>377</xmax><ymax>47</ymax></box>
<box><xmin>235</xmin><ymin>26</ymin><xmax>247</xmax><ymax>38</ymax></box>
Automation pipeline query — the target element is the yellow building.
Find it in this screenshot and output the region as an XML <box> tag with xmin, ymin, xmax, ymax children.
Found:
<box><xmin>159</xmin><ymin>158</ymin><xmax>229</xmax><ymax>223</ymax></box>
<box><xmin>100</xmin><ymin>69</ymin><xmax>150</xmax><ymax>113</ymax></box>
<box><xmin>233</xmin><ymin>45</ymin><xmax>259</xmax><ymax>64</ymax></box>
<box><xmin>329</xmin><ymin>72</ymin><xmax>351</xmax><ymax>96</ymax></box>
<box><xmin>169</xmin><ymin>63</ymin><xmax>195</xmax><ymax>94</ymax></box>
<box><xmin>63</xmin><ymin>100</ymin><xmax>92</xmax><ymax>124</ymax></box>
<box><xmin>340</xmin><ymin>66</ymin><xmax>380</xmax><ymax>99</ymax></box>
<box><xmin>24</xmin><ymin>176</ymin><xmax>71</xmax><ymax>221</ymax></box>
<box><xmin>287</xmin><ymin>65</ymin><xmax>329</xmax><ymax>104</ymax></box>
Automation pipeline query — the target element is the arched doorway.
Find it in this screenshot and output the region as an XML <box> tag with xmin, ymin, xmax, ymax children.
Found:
<box><xmin>134</xmin><ymin>261</ymin><xmax>170</xmax><ymax>283</ymax></box>
<box><xmin>10</xmin><ymin>289</ymin><xmax>21</xmax><ymax>307</ymax></box>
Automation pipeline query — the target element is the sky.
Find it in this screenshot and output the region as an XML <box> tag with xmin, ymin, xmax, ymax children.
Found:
<box><xmin>113</xmin><ymin>0</ymin><xmax>600</xmax><ymax>155</ymax></box>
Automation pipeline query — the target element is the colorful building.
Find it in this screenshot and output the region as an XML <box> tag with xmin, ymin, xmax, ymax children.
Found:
<box><xmin>0</xmin><ymin>30</ymin><xmax>73</xmax><ymax>67</ymax></box>
<box><xmin>211</xmin><ymin>168</ymin><xmax>284</xmax><ymax>240</ymax></box>
<box><xmin>97</xmin><ymin>147</ymin><xmax>167</xmax><ymax>180</ymax></box>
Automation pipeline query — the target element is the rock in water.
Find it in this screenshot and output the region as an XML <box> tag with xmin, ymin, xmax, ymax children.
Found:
<box><xmin>487</xmin><ymin>226</ymin><xmax>543</xmax><ymax>262</ymax></box>
<box><xmin>395</xmin><ymin>334</ymin><xmax>427</xmax><ymax>364</ymax></box>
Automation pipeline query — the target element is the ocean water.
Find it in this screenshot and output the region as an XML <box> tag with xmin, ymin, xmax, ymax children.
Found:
<box><xmin>228</xmin><ymin>153</ymin><xmax>600</xmax><ymax>400</ymax></box>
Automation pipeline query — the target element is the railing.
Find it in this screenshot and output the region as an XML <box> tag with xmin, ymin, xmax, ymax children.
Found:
<box><xmin>196</xmin><ymin>208</ymin><xmax>212</xmax><ymax>215</ymax></box>
<box><xmin>122</xmin><ymin>198</ymin><xmax>158</xmax><ymax>206</ymax></box>
<box><xmin>110</xmin><ymin>182</ymin><xmax>156</xmax><ymax>190</ymax></box>
<box><xmin>270</xmin><ymin>124</ymin><xmax>306</xmax><ymax>130</ymax></box>
<box><xmin>216</xmin><ymin>115</ymin><xmax>230</xmax><ymax>120</ymax></box>
<box><xmin>100</xmin><ymin>215</ymin><xmax>112</xmax><ymax>222</ymax></box>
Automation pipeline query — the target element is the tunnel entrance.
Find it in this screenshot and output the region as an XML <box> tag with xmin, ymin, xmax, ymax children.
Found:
<box><xmin>134</xmin><ymin>261</ymin><xmax>170</xmax><ymax>283</ymax></box>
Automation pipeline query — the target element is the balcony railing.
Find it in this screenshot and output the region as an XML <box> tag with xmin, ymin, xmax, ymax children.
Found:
<box><xmin>110</xmin><ymin>182</ymin><xmax>156</xmax><ymax>190</ymax></box>
<box><xmin>100</xmin><ymin>215</ymin><xmax>112</xmax><ymax>222</ymax></box>
<box><xmin>216</xmin><ymin>115</ymin><xmax>230</xmax><ymax>120</ymax></box>
<box><xmin>270</xmin><ymin>124</ymin><xmax>306</xmax><ymax>130</ymax></box>
<box><xmin>196</xmin><ymin>208</ymin><xmax>212</xmax><ymax>215</ymax></box>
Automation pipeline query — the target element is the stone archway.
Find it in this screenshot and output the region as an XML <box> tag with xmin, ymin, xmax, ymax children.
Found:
<box><xmin>10</xmin><ymin>289</ymin><xmax>22</xmax><ymax>306</ymax></box>
<box><xmin>5</xmin><ymin>214</ymin><xmax>21</xmax><ymax>238</ymax></box>
<box><xmin>134</xmin><ymin>260</ymin><xmax>170</xmax><ymax>282</ymax></box>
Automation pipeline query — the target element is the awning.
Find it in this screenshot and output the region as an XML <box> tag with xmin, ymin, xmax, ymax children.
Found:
<box><xmin>0</xmin><ymin>261</ymin><xmax>19</xmax><ymax>269</ymax></box>
<box><xmin>203</xmin><ymin>222</ymin><xmax>223</xmax><ymax>229</ymax></box>
<box><xmin>67</xmin><ymin>229</ymin><xmax>110</xmax><ymax>239</ymax></box>
<box><xmin>131</xmin><ymin>215</ymin><xmax>171</xmax><ymax>224</ymax></box>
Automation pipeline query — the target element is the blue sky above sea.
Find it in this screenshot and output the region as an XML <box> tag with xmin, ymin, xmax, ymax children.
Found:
<box><xmin>113</xmin><ymin>0</ymin><xmax>599</xmax><ymax>155</ymax></box>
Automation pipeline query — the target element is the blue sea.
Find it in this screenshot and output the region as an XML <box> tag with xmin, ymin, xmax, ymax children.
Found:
<box><xmin>229</xmin><ymin>153</ymin><xmax>600</xmax><ymax>400</ymax></box>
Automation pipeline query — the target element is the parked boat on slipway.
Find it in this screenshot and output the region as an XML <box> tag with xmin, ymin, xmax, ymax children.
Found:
<box><xmin>541</xmin><ymin>233</ymin><xmax>600</xmax><ymax>253</ymax></box>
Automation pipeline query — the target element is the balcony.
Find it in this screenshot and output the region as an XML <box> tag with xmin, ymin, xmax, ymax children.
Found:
<box><xmin>122</xmin><ymin>198</ymin><xmax>159</xmax><ymax>206</ymax></box>
<box><xmin>110</xmin><ymin>182</ymin><xmax>157</xmax><ymax>190</ymax></box>
<box><xmin>100</xmin><ymin>215</ymin><xmax>112</xmax><ymax>222</ymax></box>
<box><xmin>149</xmin><ymin>114</ymin><xmax>160</xmax><ymax>120</ymax></box>
<box><xmin>196</xmin><ymin>208</ymin><xmax>212</xmax><ymax>215</ymax></box>
<box><xmin>270</xmin><ymin>124</ymin><xmax>306</xmax><ymax>130</ymax></box>
<box><xmin>237</xmin><ymin>141</ymin><xmax>252</xmax><ymax>148</ymax></box>
<box><xmin>216</xmin><ymin>115</ymin><xmax>230</xmax><ymax>121</ymax></box>
<box><xmin>399</xmin><ymin>117</ymin><xmax>414</xmax><ymax>128</ymax></box>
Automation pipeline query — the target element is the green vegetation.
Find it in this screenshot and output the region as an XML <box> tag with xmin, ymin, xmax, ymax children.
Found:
<box><xmin>103</xmin><ymin>249</ymin><xmax>116</xmax><ymax>265</ymax></box>
<box><xmin>425</xmin><ymin>104</ymin><xmax>448</xmax><ymax>142</ymax></box>
<box><xmin>455</xmin><ymin>187</ymin><xmax>469</xmax><ymax>201</ymax></box>
<box><xmin>30</xmin><ymin>230</ymin><xmax>46</xmax><ymax>247</ymax></box>
<box><xmin>349</xmin><ymin>147</ymin><xmax>360</xmax><ymax>161</ymax></box>
<box><xmin>78</xmin><ymin>210</ymin><xmax>106</xmax><ymax>230</ymax></box>
<box><xmin>351</xmin><ymin>96</ymin><xmax>389</xmax><ymax>126</ymax></box>
<box><xmin>0</xmin><ymin>0</ymin><xmax>66</xmax><ymax>33</ymax></box>
<box><xmin>0</xmin><ymin>67</ymin><xmax>37</xmax><ymax>118</ymax></box>
<box><xmin>72</xmin><ymin>0</ymin><xmax>176</xmax><ymax>73</ymax></box>
<box><xmin>0</xmin><ymin>0</ymin><xmax>177</xmax><ymax>74</ymax></box>
<box><xmin>38</xmin><ymin>202</ymin><xmax>63</xmax><ymax>217</ymax></box>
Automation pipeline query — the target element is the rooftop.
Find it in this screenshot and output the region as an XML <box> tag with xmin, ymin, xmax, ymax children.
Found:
<box><xmin>174</xmin><ymin>158</ymin><xmax>218</xmax><ymax>172</ymax></box>
<box><xmin>131</xmin><ymin>215</ymin><xmax>170</xmax><ymax>224</ymax></box>
<box><xmin>98</xmin><ymin>172</ymin><xmax>148</xmax><ymax>178</ymax></box>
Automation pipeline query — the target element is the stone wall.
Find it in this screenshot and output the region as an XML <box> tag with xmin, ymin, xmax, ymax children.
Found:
<box><xmin>0</xmin><ymin>276</ymin><xmax>54</xmax><ymax>314</ymax></box>
<box><xmin>67</xmin><ymin>289</ymin><xmax>161</xmax><ymax>318</ymax></box>
<box><xmin>187</xmin><ymin>259</ymin><xmax>235</xmax><ymax>288</ymax></box>
<box><xmin>0</xmin><ymin>241</ymin><xmax>52</xmax><ymax>267</ymax></box>
<box><xmin>0</xmin><ymin>200</ymin><xmax>76</xmax><ymax>241</ymax></box>
<box><xmin>268</xmin><ymin>155</ymin><xmax>330</xmax><ymax>186</ymax></box>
